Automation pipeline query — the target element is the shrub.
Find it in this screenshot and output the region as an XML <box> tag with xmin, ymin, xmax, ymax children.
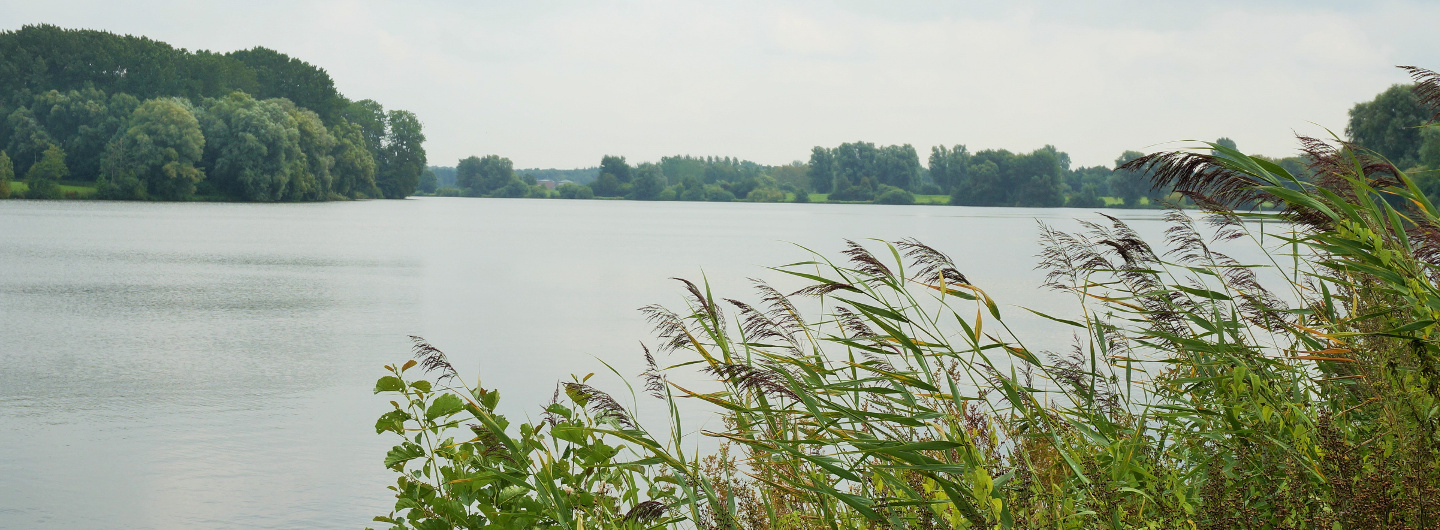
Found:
<box><xmin>874</xmin><ymin>187</ymin><xmax>915</xmax><ymax>204</ymax></box>
<box><xmin>557</xmin><ymin>183</ymin><xmax>593</xmax><ymax>199</ymax></box>
<box><xmin>744</xmin><ymin>187</ymin><xmax>785</xmax><ymax>202</ymax></box>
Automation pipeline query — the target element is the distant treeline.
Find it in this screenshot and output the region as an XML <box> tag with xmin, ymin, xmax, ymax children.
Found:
<box><xmin>423</xmin><ymin>140</ymin><xmax>1313</xmax><ymax>207</ymax></box>
<box><xmin>0</xmin><ymin>25</ymin><xmax>425</xmax><ymax>201</ymax></box>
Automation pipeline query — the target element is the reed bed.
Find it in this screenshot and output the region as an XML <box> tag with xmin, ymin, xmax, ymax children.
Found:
<box><xmin>370</xmin><ymin>68</ymin><xmax>1440</xmax><ymax>529</ymax></box>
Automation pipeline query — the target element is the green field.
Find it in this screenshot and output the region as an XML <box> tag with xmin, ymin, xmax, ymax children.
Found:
<box><xmin>8</xmin><ymin>180</ymin><xmax>98</xmax><ymax>199</ymax></box>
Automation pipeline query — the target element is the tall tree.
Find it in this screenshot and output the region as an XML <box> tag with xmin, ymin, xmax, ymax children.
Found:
<box><xmin>628</xmin><ymin>163</ymin><xmax>667</xmax><ymax>200</ymax></box>
<box><xmin>342</xmin><ymin>99</ymin><xmax>387</xmax><ymax>156</ymax></box>
<box><xmin>0</xmin><ymin>151</ymin><xmax>12</xmax><ymax>199</ymax></box>
<box><xmin>98</xmin><ymin>98</ymin><xmax>206</xmax><ymax>200</ymax></box>
<box><xmin>929</xmin><ymin>145</ymin><xmax>970</xmax><ymax>194</ymax></box>
<box><xmin>1348</xmin><ymin>84</ymin><xmax>1429</xmax><ymax>168</ymax></box>
<box><xmin>331</xmin><ymin>118</ymin><xmax>378</xmax><ymax>198</ymax></box>
<box><xmin>5</xmin><ymin>107</ymin><xmax>55</xmax><ymax>177</ymax></box>
<box><xmin>1108</xmin><ymin>150</ymin><xmax>1150</xmax><ymax>207</ymax></box>
<box><xmin>24</xmin><ymin>143</ymin><xmax>67</xmax><ymax>199</ymax></box>
<box><xmin>198</xmin><ymin>92</ymin><xmax>302</xmax><ymax>201</ymax></box>
<box><xmin>376</xmin><ymin>110</ymin><xmax>426</xmax><ymax>199</ymax></box>
<box><xmin>808</xmin><ymin>146</ymin><xmax>836</xmax><ymax>193</ymax></box>
<box><xmin>226</xmin><ymin>47</ymin><xmax>346</xmax><ymax>123</ymax></box>
<box><xmin>455</xmin><ymin>155</ymin><xmax>514</xmax><ymax>196</ymax></box>
<box><xmin>599</xmin><ymin>155</ymin><xmax>632</xmax><ymax>183</ymax></box>
<box><xmin>280</xmin><ymin>101</ymin><xmax>336</xmax><ymax>201</ymax></box>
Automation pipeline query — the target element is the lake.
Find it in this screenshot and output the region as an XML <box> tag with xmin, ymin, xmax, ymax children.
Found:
<box><xmin>0</xmin><ymin>198</ymin><xmax>1187</xmax><ymax>528</ymax></box>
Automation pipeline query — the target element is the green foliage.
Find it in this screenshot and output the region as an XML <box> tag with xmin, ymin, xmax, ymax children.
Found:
<box><xmin>600</xmin><ymin>155</ymin><xmax>633</xmax><ymax>184</ymax></box>
<box><xmin>873</xmin><ymin>187</ymin><xmax>914</xmax><ymax>204</ymax></box>
<box><xmin>628</xmin><ymin>163</ymin><xmax>667</xmax><ymax>200</ymax></box>
<box><xmin>417</xmin><ymin>169</ymin><xmax>438</xmax><ymax>194</ymax></box>
<box><xmin>557</xmin><ymin>183</ymin><xmax>594</xmax><ymax>199</ymax></box>
<box><xmin>0</xmin><ymin>151</ymin><xmax>12</xmax><ymax>199</ymax></box>
<box><xmin>24</xmin><ymin>143</ymin><xmax>66</xmax><ymax>199</ymax></box>
<box><xmin>592</xmin><ymin>173</ymin><xmax>624</xmax><ymax>198</ymax></box>
<box><xmin>1347</xmin><ymin>84</ymin><xmax>1429</xmax><ymax>168</ymax></box>
<box><xmin>377</xmin><ymin>110</ymin><xmax>427</xmax><ymax>199</ymax></box>
<box><xmin>282</xmin><ymin>101</ymin><xmax>336</xmax><ymax>201</ymax></box>
<box><xmin>745</xmin><ymin>187</ymin><xmax>785</xmax><ymax>202</ymax></box>
<box><xmin>1065</xmin><ymin>182</ymin><xmax>1104</xmax><ymax>208</ymax></box>
<box><xmin>370</xmin><ymin>343</ymin><xmax>690</xmax><ymax>529</ymax></box>
<box><xmin>1107</xmin><ymin>149</ymin><xmax>1153</xmax><ymax>207</ymax></box>
<box><xmin>98</xmin><ymin>97</ymin><xmax>206</xmax><ymax>200</ymax></box>
<box><xmin>809</xmin><ymin>142</ymin><xmax>921</xmax><ymax>193</ymax></box>
<box><xmin>456</xmin><ymin>155</ymin><xmax>516</xmax><ymax>197</ymax></box>
<box><xmin>198</xmin><ymin>93</ymin><xmax>302</xmax><ymax>201</ymax></box>
<box><xmin>227</xmin><ymin>47</ymin><xmax>346</xmax><ymax>123</ymax></box>
<box><xmin>0</xmin><ymin>25</ymin><xmax>422</xmax><ymax>202</ymax></box>
<box><xmin>5</xmin><ymin>106</ymin><xmax>55</xmax><ymax>177</ymax></box>
<box><xmin>331</xmin><ymin>118</ymin><xmax>380</xmax><ymax>198</ymax></box>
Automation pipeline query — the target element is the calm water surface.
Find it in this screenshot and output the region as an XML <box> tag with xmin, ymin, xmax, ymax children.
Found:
<box><xmin>0</xmin><ymin>198</ymin><xmax>1185</xmax><ymax>528</ymax></box>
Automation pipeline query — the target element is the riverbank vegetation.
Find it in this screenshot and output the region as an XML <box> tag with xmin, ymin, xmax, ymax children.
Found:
<box><xmin>372</xmin><ymin>68</ymin><xmax>1440</xmax><ymax>529</ymax></box>
<box><xmin>0</xmin><ymin>25</ymin><xmax>426</xmax><ymax>201</ymax></box>
<box><xmin>415</xmin><ymin>76</ymin><xmax>1439</xmax><ymax>209</ymax></box>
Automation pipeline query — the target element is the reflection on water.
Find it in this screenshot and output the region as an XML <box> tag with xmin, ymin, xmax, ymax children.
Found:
<box><xmin>0</xmin><ymin>198</ymin><xmax>1204</xmax><ymax>528</ymax></box>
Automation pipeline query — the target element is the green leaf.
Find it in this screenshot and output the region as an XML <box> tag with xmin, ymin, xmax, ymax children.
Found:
<box><xmin>409</xmin><ymin>380</ymin><xmax>431</xmax><ymax>393</ymax></box>
<box><xmin>374</xmin><ymin>410</ymin><xmax>410</xmax><ymax>434</ymax></box>
<box><xmin>425</xmin><ymin>393</ymin><xmax>465</xmax><ymax>420</ymax></box>
<box><xmin>552</xmin><ymin>424</ymin><xmax>587</xmax><ymax>444</ymax></box>
<box><xmin>1171</xmin><ymin>284</ymin><xmax>1232</xmax><ymax>301</ymax></box>
<box><xmin>384</xmin><ymin>442</ymin><xmax>425</xmax><ymax>469</ymax></box>
<box><xmin>374</xmin><ymin>376</ymin><xmax>404</xmax><ymax>393</ymax></box>
<box><xmin>1389</xmin><ymin>320</ymin><xmax>1436</xmax><ymax>334</ymax></box>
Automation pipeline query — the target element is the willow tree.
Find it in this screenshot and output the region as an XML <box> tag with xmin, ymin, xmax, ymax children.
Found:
<box><xmin>198</xmin><ymin>92</ymin><xmax>302</xmax><ymax>201</ymax></box>
<box><xmin>98</xmin><ymin>97</ymin><xmax>206</xmax><ymax>200</ymax></box>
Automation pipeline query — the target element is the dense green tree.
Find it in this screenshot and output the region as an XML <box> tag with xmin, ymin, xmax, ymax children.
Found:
<box><xmin>97</xmin><ymin>98</ymin><xmax>206</xmax><ymax>200</ymax></box>
<box><xmin>455</xmin><ymin>155</ymin><xmax>515</xmax><ymax>196</ymax></box>
<box><xmin>0</xmin><ymin>25</ymin><xmax>330</xmax><ymax>105</ymax></box>
<box><xmin>769</xmin><ymin>162</ymin><xmax>809</xmax><ymax>191</ymax></box>
<box><xmin>1417</xmin><ymin>125</ymin><xmax>1440</xmax><ymax>170</ymax></box>
<box><xmin>874</xmin><ymin>144</ymin><xmax>921</xmax><ymax>190</ymax></box>
<box><xmin>929</xmin><ymin>145</ymin><xmax>971</xmax><ymax>194</ymax></box>
<box><xmin>279</xmin><ymin>101</ymin><xmax>335</xmax><ymax>201</ymax></box>
<box><xmin>808</xmin><ymin>146</ymin><xmax>836</xmax><ymax>193</ymax></box>
<box><xmin>0</xmin><ymin>25</ymin><xmax>420</xmax><ymax>203</ymax></box>
<box><xmin>330</xmin><ymin>118</ymin><xmax>379</xmax><ymax>198</ymax></box>
<box><xmin>0</xmin><ymin>151</ymin><xmax>12</xmax><ymax>199</ymax></box>
<box><xmin>5</xmin><ymin>107</ymin><xmax>55</xmax><ymax>176</ymax></box>
<box><xmin>599</xmin><ymin>155</ymin><xmax>632</xmax><ymax>184</ymax></box>
<box><xmin>1108</xmin><ymin>150</ymin><xmax>1150</xmax><ymax>207</ymax></box>
<box><xmin>591</xmin><ymin>172</ymin><xmax>623</xmax><ymax>197</ymax></box>
<box><xmin>1067</xmin><ymin>183</ymin><xmax>1105</xmax><ymax>208</ymax></box>
<box><xmin>418</xmin><ymin>169</ymin><xmax>438</xmax><ymax>194</ymax></box>
<box><xmin>1010</xmin><ymin>149</ymin><xmax>1065</xmax><ymax>207</ymax></box>
<box><xmin>226</xmin><ymin>47</ymin><xmax>345</xmax><ymax>123</ymax></box>
<box><xmin>557</xmin><ymin>183</ymin><xmax>593</xmax><ymax>199</ymax></box>
<box><xmin>950</xmin><ymin>153</ymin><xmax>1007</xmax><ymax>206</ymax></box>
<box><xmin>1214</xmin><ymin>137</ymin><xmax>1237</xmax><ymax>152</ymax></box>
<box><xmin>874</xmin><ymin>187</ymin><xmax>915</xmax><ymax>205</ymax></box>
<box><xmin>24</xmin><ymin>143</ymin><xmax>67</xmax><ymax>199</ymax></box>
<box><xmin>27</xmin><ymin>88</ymin><xmax>137</xmax><ymax>179</ymax></box>
<box><xmin>198</xmin><ymin>92</ymin><xmax>302</xmax><ymax>201</ymax></box>
<box><xmin>377</xmin><ymin>110</ymin><xmax>426</xmax><ymax>199</ymax></box>
<box><xmin>343</xmin><ymin>99</ymin><xmax>387</xmax><ymax>155</ymax></box>
<box><xmin>1347</xmin><ymin>84</ymin><xmax>1429</xmax><ymax>168</ymax></box>
<box><xmin>628</xmin><ymin>163</ymin><xmax>666</xmax><ymax>200</ymax></box>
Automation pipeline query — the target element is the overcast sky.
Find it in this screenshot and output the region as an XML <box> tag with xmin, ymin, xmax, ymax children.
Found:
<box><xmin>4</xmin><ymin>0</ymin><xmax>1438</xmax><ymax>169</ymax></box>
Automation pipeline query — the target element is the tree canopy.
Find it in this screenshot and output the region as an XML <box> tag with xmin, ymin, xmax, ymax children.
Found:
<box><xmin>0</xmin><ymin>25</ymin><xmax>424</xmax><ymax>202</ymax></box>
